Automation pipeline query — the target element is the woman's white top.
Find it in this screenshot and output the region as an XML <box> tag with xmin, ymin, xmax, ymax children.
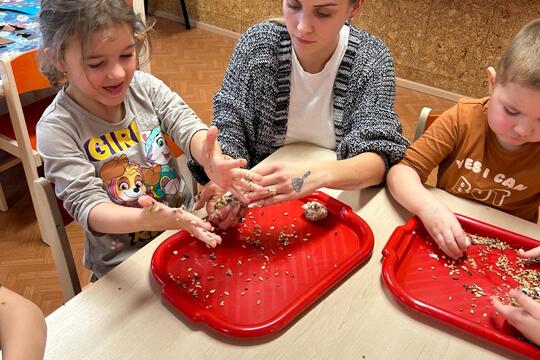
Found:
<box><xmin>284</xmin><ymin>25</ymin><xmax>350</xmax><ymax>150</ymax></box>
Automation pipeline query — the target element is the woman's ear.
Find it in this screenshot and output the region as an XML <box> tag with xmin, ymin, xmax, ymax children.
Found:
<box><xmin>349</xmin><ymin>0</ymin><xmax>367</xmax><ymax>20</ymax></box>
<box><xmin>487</xmin><ymin>66</ymin><xmax>496</xmax><ymax>96</ymax></box>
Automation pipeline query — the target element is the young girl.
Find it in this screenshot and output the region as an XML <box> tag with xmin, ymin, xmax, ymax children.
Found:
<box><xmin>193</xmin><ymin>0</ymin><xmax>409</xmax><ymax>227</ymax></box>
<box><xmin>36</xmin><ymin>0</ymin><xmax>261</xmax><ymax>278</ymax></box>
<box><xmin>387</xmin><ymin>19</ymin><xmax>540</xmax><ymax>260</ymax></box>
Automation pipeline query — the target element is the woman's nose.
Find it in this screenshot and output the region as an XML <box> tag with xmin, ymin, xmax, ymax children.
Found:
<box><xmin>297</xmin><ymin>12</ymin><xmax>313</xmax><ymax>34</ymax></box>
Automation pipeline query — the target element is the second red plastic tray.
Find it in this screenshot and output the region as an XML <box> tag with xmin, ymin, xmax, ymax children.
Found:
<box><xmin>382</xmin><ymin>214</ymin><xmax>540</xmax><ymax>358</ymax></box>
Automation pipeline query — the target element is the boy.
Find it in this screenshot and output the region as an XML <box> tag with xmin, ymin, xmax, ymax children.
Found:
<box><xmin>387</xmin><ymin>19</ymin><xmax>540</xmax><ymax>260</ymax></box>
<box><xmin>387</xmin><ymin>18</ymin><xmax>540</xmax><ymax>346</ymax></box>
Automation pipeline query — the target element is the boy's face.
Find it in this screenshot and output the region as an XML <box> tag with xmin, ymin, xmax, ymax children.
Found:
<box><xmin>61</xmin><ymin>23</ymin><xmax>137</xmax><ymax>120</ymax></box>
<box><xmin>487</xmin><ymin>69</ymin><xmax>540</xmax><ymax>151</ymax></box>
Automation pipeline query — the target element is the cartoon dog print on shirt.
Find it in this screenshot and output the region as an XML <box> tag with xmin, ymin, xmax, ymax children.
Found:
<box><xmin>100</xmin><ymin>154</ymin><xmax>161</xmax><ymax>207</ymax></box>
<box><xmin>141</xmin><ymin>127</ymin><xmax>185</xmax><ymax>207</ymax></box>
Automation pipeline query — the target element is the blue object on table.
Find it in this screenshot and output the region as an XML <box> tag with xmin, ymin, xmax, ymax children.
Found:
<box><xmin>0</xmin><ymin>0</ymin><xmax>41</xmax><ymax>59</ymax></box>
<box><xmin>0</xmin><ymin>0</ymin><xmax>39</xmax><ymax>16</ymax></box>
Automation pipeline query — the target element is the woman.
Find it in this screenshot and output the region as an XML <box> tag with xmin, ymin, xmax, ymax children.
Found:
<box><xmin>191</xmin><ymin>0</ymin><xmax>408</xmax><ymax>226</ymax></box>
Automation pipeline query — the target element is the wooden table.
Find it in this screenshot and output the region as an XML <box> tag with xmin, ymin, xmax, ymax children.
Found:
<box><xmin>45</xmin><ymin>143</ymin><xmax>539</xmax><ymax>359</ymax></box>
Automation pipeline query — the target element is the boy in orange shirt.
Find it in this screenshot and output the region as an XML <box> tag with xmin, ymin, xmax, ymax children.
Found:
<box><xmin>388</xmin><ymin>19</ymin><xmax>540</xmax><ymax>258</ymax></box>
<box><xmin>387</xmin><ymin>19</ymin><xmax>540</xmax><ymax>345</ymax></box>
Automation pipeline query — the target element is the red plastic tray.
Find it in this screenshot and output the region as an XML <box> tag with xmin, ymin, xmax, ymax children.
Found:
<box><xmin>382</xmin><ymin>213</ymin><xmax>540</xmax><ymax>358</ymax></box>
<box><xmin>152</xmin><ymin>191</ymin><xmax>374</xmax><ymax>337</ymax></box>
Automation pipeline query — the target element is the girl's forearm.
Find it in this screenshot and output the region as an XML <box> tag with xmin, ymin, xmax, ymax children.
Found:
<box><xmin>189</xmin><ymin>129</ymin><xmax>213</xmax><ymax>167</ymax></box>
<box><xmin>88</xmin><ymin>202</ymin><xmax>174</xmax><ymax>233</ymax></box>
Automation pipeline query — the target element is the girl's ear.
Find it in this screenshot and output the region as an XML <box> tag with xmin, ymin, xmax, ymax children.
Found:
<box><xmin>487</xmin><ymin>66</ymin><xmax>496</xmax><ymax>96</ymax></box>
<box><xmin>43</xmin><ymin>48</ymin><xmax>65</xmax><ymax>72</ymax></box>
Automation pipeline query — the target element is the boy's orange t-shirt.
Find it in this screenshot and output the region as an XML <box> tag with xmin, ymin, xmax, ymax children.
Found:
<box><xmin>400</xmin><ymin>97</ymin><xmax>540</xmax><ymax>222</ymax></box>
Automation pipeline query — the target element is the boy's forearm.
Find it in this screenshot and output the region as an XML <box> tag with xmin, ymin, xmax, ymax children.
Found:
<box><xmin>387</xmin><ymin>164</ymin><xmax>440</xmax><ymax>216</ymax></box>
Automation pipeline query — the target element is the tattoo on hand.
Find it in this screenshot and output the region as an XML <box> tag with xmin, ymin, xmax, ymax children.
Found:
<box><xmin>292</xmin><ymin>171</ymin><xmax>311</xmax><ymax>193</ymax></box>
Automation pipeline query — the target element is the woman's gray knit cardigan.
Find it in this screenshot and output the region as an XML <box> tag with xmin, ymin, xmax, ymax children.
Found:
<box><xmin>189</xmin><ymin>21</ymin><xmax>409</xmax><ymax>184</ymax></box>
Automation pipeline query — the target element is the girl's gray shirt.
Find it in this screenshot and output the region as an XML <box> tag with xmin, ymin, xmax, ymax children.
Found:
<box><xmin>37</xmin><ymin>71</ymin><xmax>208</xmax><ymax>277</ymax></box>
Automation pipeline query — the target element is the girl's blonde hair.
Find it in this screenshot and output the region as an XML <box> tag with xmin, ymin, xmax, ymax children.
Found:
<box><xmin>496</xmin><ymin>19</ymin><xmax>540</xmax><ymax>89</ymax></box>
<box><xmin>38</xmin><ymin>0</ymin><xmax>150</xmax><ymax>85</ymax></box>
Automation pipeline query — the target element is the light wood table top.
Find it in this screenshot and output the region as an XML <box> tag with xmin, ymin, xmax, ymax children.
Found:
<box><xmin>45</xmin><ymin>143</ymin><xmax>539</xmax><ymax>360</ymax></box>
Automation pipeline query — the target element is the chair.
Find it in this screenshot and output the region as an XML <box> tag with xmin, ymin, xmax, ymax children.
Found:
<box><xmin>0</xmin><ymin>49</ymin><xmax>54</xmax><ymax>252</ymax></box>
<box><xmin>413</xmin><ymin>107</ymin><xmax>440</xmax><ymax>141</ymax></box>
<box><xmin>34</xmin><ymin>178</ymin><xmax>81</xmax><ymax>301</ymax></box>
<box><xmin>143</xmin><ymin>0</ymin><xmax>191</xmax><ymax>29</ymax></box>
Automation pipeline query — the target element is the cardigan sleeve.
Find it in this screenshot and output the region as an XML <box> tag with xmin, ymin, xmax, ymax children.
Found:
<box><xmin>336</xmin><ymin>38</ymin><xmax>409</xmax><ymax>178</ymax></box>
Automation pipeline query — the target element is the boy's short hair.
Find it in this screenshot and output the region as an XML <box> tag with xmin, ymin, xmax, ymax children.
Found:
<box><xmin>496</xmin><ymin>19</ymin><xmax>540</xmax><ymax>89</ymax></box>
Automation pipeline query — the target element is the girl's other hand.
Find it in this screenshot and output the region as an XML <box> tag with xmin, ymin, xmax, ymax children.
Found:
<box><xmin>492</xmin><ymin>289</ymin><xmax>540</xmax><ymax>346</ymax></box>
<box><xmin>202</xmin><ymin>126</ymin><xmax>263</xmax><ymax>202</ymax></box>
<box><xmin>417</xmin><ymin>202</ymin><xmax>469</xmax><ymax>259</ymax></box>
<box><xmin>138</xmin><ymin>195</ymin><xmax>221</xmax><ymax>247</ymax></box>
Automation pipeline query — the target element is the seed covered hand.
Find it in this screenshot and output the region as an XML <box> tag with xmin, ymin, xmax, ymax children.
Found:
<box><xmin>492</xmin><ymin>288</ymin><xmax>540</xmax><ymax>346</ymax></box>
<box><xmin>417</xmin><ymin>202</ymin><xmax>469</xmax><ymax>259</ymax></box>
<box><xmin>247</xmin><ymin>162</ymin><xmax>319</xmax><ymax>208</ymax></box>
<box><xmin>201</xmin><ymin>127</ymin><xmax>263</xmax><ymax>203</ymax></box>
<box><xmin>194</xmin><ymin>182</ymin><xmax>247</xmax><ymax>229</ymax></box>
<box><xmin>138</xmin><ymin>195</ymin><xmax>221</xmax><ymax>247</ymax></box>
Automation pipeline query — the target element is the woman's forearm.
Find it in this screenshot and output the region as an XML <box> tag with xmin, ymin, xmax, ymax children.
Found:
<box><xmin>320</xmin><ymin>152</ymin><xmax>386</xmax><ymax>190</ymax></box>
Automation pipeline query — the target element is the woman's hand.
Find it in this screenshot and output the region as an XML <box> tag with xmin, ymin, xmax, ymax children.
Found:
<box><xmin>417</xmin><ymin>201</ymin><xmax>469</xmax><ymax>259</ymax></box>
<box><xmin>194</xmin><ymin>182</ymin><xmax>246</xmax><ymax>229</ymax></box>
<box><xmin>492</xmin><ymin>289</ymin><xmax>540</xmax><ymax>346</ymax></box>
<box><xmin>246</xmin><ymin>162</ymin><xmax>323</xmax><ymax>208</ymax></box>
<box><xmin>201</xmin><ymin>126</ymin><xmax>263</xmax><ymax>202</ymax></box>
<box><xmin>138</xmin><ymin>195</ymin><xmax>221</xmax><ymax>247</ymax></box>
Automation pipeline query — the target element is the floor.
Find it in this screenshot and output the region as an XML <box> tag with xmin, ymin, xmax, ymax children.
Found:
<box><xmin>0</xmin><ymin>17</ymin><xmax>455</xmax><ymax>316</ymax></box>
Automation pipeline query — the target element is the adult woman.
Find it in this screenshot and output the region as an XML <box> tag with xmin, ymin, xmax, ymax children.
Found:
<box><xmin>192</xmin><ymin>0</ymin><xmax>408</xmax><ymax>224</ymax></box>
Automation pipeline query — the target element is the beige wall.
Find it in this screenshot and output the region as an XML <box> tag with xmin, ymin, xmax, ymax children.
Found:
<box><xmin>152</xmin><ymin>0</ymin><xmax>540</xmax><ymax>98</ymax></box>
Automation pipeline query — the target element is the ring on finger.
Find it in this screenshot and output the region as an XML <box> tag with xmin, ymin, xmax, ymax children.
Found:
<box><xmin>267</xmin><ymin>187</ymin><xmax>277</xmax><ymax>196</ymax></box>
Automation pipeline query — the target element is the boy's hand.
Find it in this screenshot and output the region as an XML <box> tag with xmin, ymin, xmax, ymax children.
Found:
<box><xmin>138</xmin><ymin>195</ymin><xmax>221</xmax><ymax>247</ymax></box>
<box><xmin>417</xmin><ymin>202</ymin><xmax>469</xmax><ymax>259</ymax></box>
<box><xmin>492</xmin><ymin>289</ymin><xmax>540</xmax><ymax>346</ymax></box>
<box><xmin>202</xmin><ymin>126</ymin><xmax>263</xmax><ymax>203</ymax></box>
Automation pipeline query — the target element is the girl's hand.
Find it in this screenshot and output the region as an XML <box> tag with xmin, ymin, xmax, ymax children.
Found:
<box><xmin>194</xmin><ymin>182</ymin><xmax>246</xmax><ymax>229</ymax></box>
<box><xmin>417</xmin><ymin>202</ymin><xmax>469</xmax><ymax>259</ymax></box>
<box><xmin>246</xmin><ymin>162</ymin><xmax>320</xmax><ymax>208</ymax></box>
<box><xmin>138</xmin><ymin>195</ymin><xmax>221</xmax><ymax>247</ymax></box>
<box><xmin>202</xmin><ymin>126</ymin><xmax>263</xmax><ymax>202</ymax></box>
<box><xmin>492</xmin><ymin>289</ymin><xmax>540</xmax><ymax>346</ymax></box>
